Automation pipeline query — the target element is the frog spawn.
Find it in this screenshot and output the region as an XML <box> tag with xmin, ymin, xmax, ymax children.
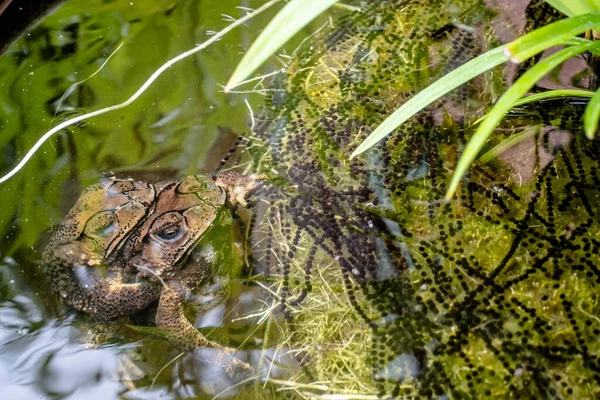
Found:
<box><xmin>242</xmin><ymin>0</ymin><xmax>600</xmax><ymax>398</ymax></box>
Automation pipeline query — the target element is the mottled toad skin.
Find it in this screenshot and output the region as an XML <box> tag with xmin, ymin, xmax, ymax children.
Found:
<box><xmin>43</xmin><ymin>171</ymin><xmax>263</xmax><ymax>377</ymax></box>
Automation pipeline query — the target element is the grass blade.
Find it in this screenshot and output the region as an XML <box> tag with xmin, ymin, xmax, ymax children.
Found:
<box><xmin>583</xmin><ymin>87</ymin><xmax>600</xmax><ymax>139</ymax></box>
<box><xmin>478</xmin><ymin>125</ymin><xmax>542</xmax><ymax>164</ymax></box>
<box><xmin>544</xmin><ymin>0</ymin><xmax>600</xmax><ymax>16</ymax></box>
<box><xmin>512</xmin><ymin>89</ymin><xmax>594</xmax><ymax>107</ymax></box>
<box><xmin>506</xmin><ymin>12</ymin><xmax>600</xmax><ymax>62</ymax></box>
<box><xmin>543</xmin><ymin>1</ymin><xmax>577</xmax><ymax>17</ymax></box>
<box><xmin>350</xmin><ymin>45</ymin><xmax>509</xmax><ymax>158</ymax></box>
<box><xmin>446</xmin><ymin>40</ymin><xmax>600</xmax><ymax>200</ymax></box>
<box><xmin>225</xmin><ymin>0</ymin><xmax>340</xmax><ymax>92</ymax></box>
<box><xmin>564</xmin><ymin>36</ymin><xmax>600</xmax><ymax>55</ymax></box>
<box><xmin>471</xmin><ymin>89</ymin><xmax>594</xmax><ymax>126</ymax></box>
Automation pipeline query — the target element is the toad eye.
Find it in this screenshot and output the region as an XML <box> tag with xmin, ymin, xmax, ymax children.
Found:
<box><xmin>155</xmin><ymin>225</ymin><xmax>183</xmax><ymax>241</ymax></box>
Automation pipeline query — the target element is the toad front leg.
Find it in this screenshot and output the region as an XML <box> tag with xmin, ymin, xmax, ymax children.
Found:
<box><xmin>155</xmin><ymin>279</ymin><xmax>254</xmax><ymax>379</ymax></box>
<box><xmin>213</xmin><ymin>171</ymin><xmax>266</xmax><ymax>207</ymax></box>
<box><xmin>45</xmin><ymin>242</ymin><xmax>161</xmax><ymax>320</ymax></box>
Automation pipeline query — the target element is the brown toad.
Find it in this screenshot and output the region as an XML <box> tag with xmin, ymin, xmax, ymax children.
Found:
<box><xmin>43</xmin><ymin>171</ymin><xmax>264</xmax><ymax>378</ymax></box>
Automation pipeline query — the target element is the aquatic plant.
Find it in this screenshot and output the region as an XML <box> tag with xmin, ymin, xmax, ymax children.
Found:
<box><xmin>1</xmin><ymin>1</ymin><xmax>599</xmax><ymax>398</ymax></box>
<box><xmin>225</xmin><ymin>0</ymin><xmax>344</xmax><ymax>92</ymax></box>
<box><xmin>241</xmin><ymin>0</ymin><xmax>600</xmax><ymax>398</ymax></box>
<box><xmin>349</xmin><ymin>0</ymin><xmax>600</xmax><ymax>200</ymax></box>
<box><xmin>0</xmin><ymin>0</ymin><xmax>284</xmax><ymax>252</ymax></box>
<box><xmin>227</xmin><ymin>0</ymin><xmax>600</xmax><ymax>201</ymax></box>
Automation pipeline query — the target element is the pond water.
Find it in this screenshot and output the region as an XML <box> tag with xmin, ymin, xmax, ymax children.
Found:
<box><xmin>1</xmin><ymin>0</ymin><xmax>600</xmax><ymax>399</ymax></box>
<box><xmin>0</xmin><ymin>0</ymin><xmax>303</xmax><ymax>398</ymax></box>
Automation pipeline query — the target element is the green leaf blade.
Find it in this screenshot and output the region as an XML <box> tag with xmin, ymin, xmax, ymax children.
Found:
<box><xmin>507</xmin><ymin>12</ymin><xmax>600</xmax><ymax>62</ymax></box>
<box><xmin>445</xmin><ymin>40</ymin><xmax>600</xmax><ymax>200</ymax></box>
<box><xmin>478</xmin><ymin>125</ymin><xmax>541</xmax><ymax>164</ymax></box>
<box><xmin>583</xmin><ymin>87</ymin><xmax>600</xmax><ymax>139</ymax></box>
<box><xmin>512</xmin><ymin>89</ymin><xmax>594</xmax><ymax>107</ymax></box>
<box><xmin>225</xmin><ymin>0</ymin><xmax>340</xmax><ymax>92</ymax></box>
<box><xmin>544</xmin><ymin>0</ymin><xmax>600</xmax><ymax>17</ymax></box>
<box><xmin>350</xmin><ymin>45</ymin><xmax>509</xmax><ymax>158</ymax></box>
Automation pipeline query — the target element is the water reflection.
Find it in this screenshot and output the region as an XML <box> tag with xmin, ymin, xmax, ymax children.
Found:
<box><xmin>0</xmin><ymin>264</ymin><xmax>293</xmax><ymax>398</ymax></box>
<box><xmin>0</xmin><ymin>0</ymin><xmax>296</xmax><ymax>397</ymax></box>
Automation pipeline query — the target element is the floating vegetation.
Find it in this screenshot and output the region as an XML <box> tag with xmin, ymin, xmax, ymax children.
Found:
<box><xmin>241</xmin><ymin>0</ymin><xmax>600</xmax><ymax>398</ymax></box>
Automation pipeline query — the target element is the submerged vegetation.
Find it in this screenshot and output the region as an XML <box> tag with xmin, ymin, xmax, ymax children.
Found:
<box><xmin>1</xmin><ymin>0</ymin><xmax>600</xmax><ymax>398</ymax></box>
<box><xmin>229</xmin><ymin>0</ymin><xmax>600</xmax><ymax>200</ymax></box>
<box><xmin>239</xmin><ymin>0</ymin><xmax>600</xmax><ymax>398</ymax></box>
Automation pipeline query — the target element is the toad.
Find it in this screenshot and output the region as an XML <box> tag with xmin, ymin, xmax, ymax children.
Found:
<box><xmin>43</xmin><ymin>171</ymin><xmax>264</xmax><ymax>378</ymax></box>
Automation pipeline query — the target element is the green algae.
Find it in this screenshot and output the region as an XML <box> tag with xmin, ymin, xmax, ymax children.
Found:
<box><xmin>243</xmin><ymin>0</ymin><xmax>600</xmax><ymax>398</ymax></box>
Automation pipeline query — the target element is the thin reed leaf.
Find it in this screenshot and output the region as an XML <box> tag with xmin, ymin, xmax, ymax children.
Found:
<box><xmin>506</xmin><ymin>12</ymin><xmax>600</xmax><ymax>62</ymax></box>
<box><xmin>350</xmin><ymin>45</ymin><xmax>509</xmax><ymax>158</ymax></box>
<box><xmin>479</xmin><ymin>125</ymin><xmax>541</xmax><ymax>164</ymax></box>
<box><xmin>471</xmin><ymin>89</ymin><xmax>594</xmax><ymax>126</ymax></box>
<box><xmin>225</xmin><ymin>0</ymin><xmax>340</xmax><ymax>92</ymax></box>
<box><xmin>563</xmin><ymin>36</ymin><xmax>600</xmax><ymax>55</ymax></box>
<box><xmin>351</xmin><ymin>13</ymin><xmax>600</xmax><ymax>158</ymax></box>
<box><xmin>512</xmin><ymin>89</ymin><xmax>594</xmax><ymax>107</ymax></box>
<box><xmin>584</xmin><ymin>87</ymin><xmax>600</xmax><ymax>139</ymax></box>
<box><xmin>545</xmin><ymin>0</ymin><xmax>600</xmax><ymax>17</ymax></box>
<box><xmin>446</xmin><ymin>40</ymin><xmax>600</xmax><ymax>200</ymax></box>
